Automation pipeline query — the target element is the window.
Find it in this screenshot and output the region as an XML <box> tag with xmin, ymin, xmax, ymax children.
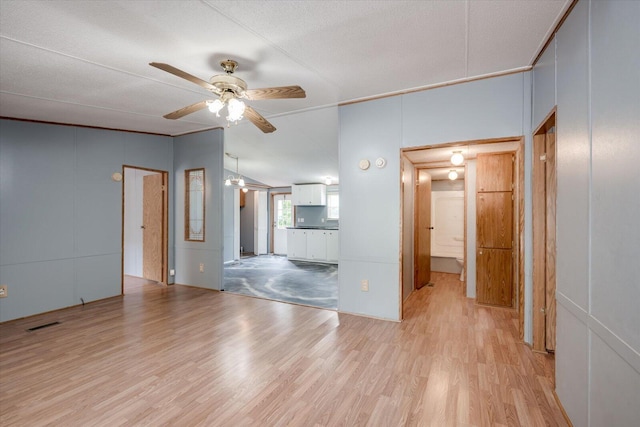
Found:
<box><xmin>327</xmin><ymin>193</ymin><xmax>339</xmax><ymax>219</ymax></box>
<box><xmin>185</xmin><ymin>168</ymin><xmax>205</xmax><ymax>241</ymax></box>
<box><xmin>276</xmin><ymin>199</ymin><xmax>293</xmax><ymax>229</ymax></box>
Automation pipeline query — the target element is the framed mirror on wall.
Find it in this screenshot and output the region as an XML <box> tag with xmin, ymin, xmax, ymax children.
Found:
<box><xmin>185</xmin><ymin>168</ymin><xmax>205</xmax><ymax>242</ymax></box>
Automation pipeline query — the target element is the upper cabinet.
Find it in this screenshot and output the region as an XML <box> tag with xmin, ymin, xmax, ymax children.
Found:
<box><xmin>476</xmin><ymin>152</ymin><xmax>514</xmax><ymax>192</ymax></box>
<box><xmin>292</xmin><ymin>184</ymin><xmax>326</xmax><ymax>206</ymax></box>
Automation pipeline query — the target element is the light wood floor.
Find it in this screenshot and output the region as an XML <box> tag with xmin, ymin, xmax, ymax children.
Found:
<box><xmin>0</xmin><ymin>272</ymin><xmax>567</xmax><ymax>426</ymax></box>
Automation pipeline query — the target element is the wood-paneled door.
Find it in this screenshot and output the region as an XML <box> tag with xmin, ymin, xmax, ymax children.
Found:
<box><xmin>533</xmin><ymin>111</ymin><xmax>557</xmax><ymax>353</ymax></box>
<box><xmin>414</xmin><ymin>169</ymin><xmax>432</xmax><ymax>289</ymax></box>
<box><xmin>142</xmin><ymin>173</ymin><xmax>164</xmax><ymax>282</ymax></box>
<box><xmin>476</xmin><ymin>152</ymin><xmax>514</xmax><ymax>306</ymax></box>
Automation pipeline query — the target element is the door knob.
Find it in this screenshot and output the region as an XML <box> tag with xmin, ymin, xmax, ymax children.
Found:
<box><xmin>140</xmin><ymin>225</ymin><xmax>145</xmax><ymax>229</ymax></box>
<box><xmin>428</xmin><ymin>227</ymin><xmax>434</xmax><ymax>230</ymax></box>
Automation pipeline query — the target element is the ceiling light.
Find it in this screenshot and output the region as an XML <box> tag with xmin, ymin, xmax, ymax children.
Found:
<box><xmin>206</xmin><ymin>99</ymin><xmax>224</xmax><ymax>116</ymax></box>
<box><xmin>226</xmin><ymin>98</ymin><xmax>246</xmax><ymax>123</ymax></box>
<box><xmin>448</xmin><ymin>170</ymin><xmax>458</xmax><ymax>180</ymax></box>
<box><xmin>325</xmin><ymin>177</ymin><xmax>332</xmax><ymax>186</ymax></box>
<box><xmin>242</xmin><ymin>187</ymin><xmax>249</xmax><ymax>193</ymax></box>
<box><xmin>225</xmin><ymin>153</ymin><xmax>246</xmax><ymax>188</ymax></box>
<box><xmin>451</xmin><ymin>151</ymin><xmax>464</xmax><ymax>165</ymax></box>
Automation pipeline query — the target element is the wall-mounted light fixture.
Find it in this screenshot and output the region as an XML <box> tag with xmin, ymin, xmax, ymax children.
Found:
<box><xmin>325</xmin><ymin>177</ymin><xmax>332</xmax><ymax>185</ymax></box>
<box><xmin>448</xmin><ymin>170</ymin><xmax>458</xmax><ymax>180</ymax></box>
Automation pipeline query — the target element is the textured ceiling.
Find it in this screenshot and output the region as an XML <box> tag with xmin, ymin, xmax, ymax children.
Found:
<box><xmin>0</xmin><ymin>0</ymin><xmax>571</xmax><ymax>187</ymax></box>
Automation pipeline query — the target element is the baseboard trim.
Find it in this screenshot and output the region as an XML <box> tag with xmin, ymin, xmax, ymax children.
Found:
<box><xmin>553</xmin><ymin>390</ymin><xmax>574</xmax><ymax>427</ymax></box>
<box><xmin>337</xmin><ymin>309</ymin><xmax>402</xmax><ymax>323</ymax></box>
<box><xmin>0</xmin><ymin>295</ymin><xmax>122</xmax><ymax>325</ymax></box>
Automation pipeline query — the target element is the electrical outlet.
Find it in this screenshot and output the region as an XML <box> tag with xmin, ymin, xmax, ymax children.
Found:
<box><xmin>199</xmin><ymin>263</ymin><xmax>204</xmax><ymax>273</ymax></box>
<box><xmin>360</xmin><ymin>280</ymin><xmax>369</xmax><ymax>292</ymax></box>
<box><xmin>169</xmin><ymin>269</ymin><xmax>175</xmax><ymax>276</ymax></box>
<box><xmin>0</xmin><ymin>285</ymin><xmax>7</xmax><ymax>298</ymax></box>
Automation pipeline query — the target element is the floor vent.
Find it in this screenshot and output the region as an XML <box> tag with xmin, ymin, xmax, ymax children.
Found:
<box><xmin>27</xmin><ymin>321</ymin><xmax>60</xmax><ymax>331</ymax></box>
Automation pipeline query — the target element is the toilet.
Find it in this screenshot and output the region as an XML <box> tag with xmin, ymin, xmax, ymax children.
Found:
<box><xmin>455</xmin><ymin>258</ymin><xmax>464</xmax><ymax>281</ymax></box>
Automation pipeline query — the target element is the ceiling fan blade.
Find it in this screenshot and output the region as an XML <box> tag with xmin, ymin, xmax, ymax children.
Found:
<box><xmin>163</xmin><ymin>100</ymin><xmax>210</xmax><ymax>120</ymax></box>
<box><xmin>244</xmin><ymin>85</ymin><xmax>306</xmax><ymax>100</ymax></box>
<box><xmin>150</xmin><ymin>62</ymin><xmax>221</xmax><ymax>94</ymax></box>
<box><xmin>244</xmin><ymin>106</ymin><xmax>276</xmax><ymax>133</ymax></box>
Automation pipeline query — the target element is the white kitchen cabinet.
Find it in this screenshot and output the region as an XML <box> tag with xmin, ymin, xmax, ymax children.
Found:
<box><xmin>291</xmin><ymin>184</ymin><xmax>326</xmax><ymax>206</ymax></box>
<box><xmin>287</xmin><ymin>229</ymin><xmax>307</xmax><ymax>259</ymax></box>
<box><xmin>287</xmin><ymin>228</ymin><xmax>338</xmax><ymax>264</ymax></box>
<box><xmin>306</xmin><ymin>230</ymin><xmax>327</xmax><ymax>260</ymax></box>
<box><xmin>326</xmin><ymin>230</ymin><xmax>339</xmax><ymax>262</ymax></box>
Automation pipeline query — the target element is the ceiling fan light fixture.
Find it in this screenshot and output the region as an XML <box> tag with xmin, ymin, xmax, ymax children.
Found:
<box><xmin>451</xmin><ymin>151</ymin><xmax>464</xmax><ymax>165</ymax></box>
<box><xmin>238</xmin><ymin>177</ymin><xmax>245</xmax><ymax>187</ymax></box>
<box><xmin>448</xmin><ymin>170</ymin><xmax>458</xmax><ymax>180</ymax></box>
<box><xmin>225</xmin><ymin>177</ymin><xmax>232</xmax><ymax>186</ymax></box>
<box><xmin>207</xmin><ymin>99</ymin><xmax>224</xmax><ymax>116</ymax></box>
<box><xmin>226</xmin><ymin>98</ymin><xmax>246</xmax><ymax>123</ymax></box>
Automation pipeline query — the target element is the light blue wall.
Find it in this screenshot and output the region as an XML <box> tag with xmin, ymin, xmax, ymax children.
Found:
<box><xmin>536</xmin><ymin>1</ymin><xmax>640</xmax><ymax>425</ymax></box>
<box><xmin>223</xmin><ymin>184</ymin><xmax>235</xmax><ymax>263</ymax></box>
<box><xmin>173</xmin><ymin>129</ymin><xmax>224</xmax><ymax>290</ymax></box>
<box><xmin>339</xmin><ymin>96</ymin><xmax>402</xmax><ymax>320</ymax></box>
<box><xmin>0</xmin><ymin>120</ymin><xmax>173</xmax><ymax>321</ymax></box>
<box><xmin>402</xmin><ymin>72</ymin><xmax>526</xmax><ymax>146</ymax></box>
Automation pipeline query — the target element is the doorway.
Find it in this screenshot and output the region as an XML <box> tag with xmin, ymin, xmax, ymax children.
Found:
<box><xmin>532</xmin><ymin>109</ymin><xmax>557</xmax><ymax>353</ymax></box>
<box><xmin>122</xmin><ymin>166</ymin><xmax>169</xmax><ymax>293</ymax></box>
<box><xmin>400</xmin><ymin>137</ymin><xmax>524</xmax><ymax>324</ymax></box>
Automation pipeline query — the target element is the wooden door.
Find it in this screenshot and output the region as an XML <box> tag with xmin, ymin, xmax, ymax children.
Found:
<box><xmin>415</xmin><ymin>169</ymin><xmax>432</xmax><ymax>289</ymax></box>
<box><xmin>143</xmin><ymin>174</ymin><xmax>163</xmax><ymax>282</ymax></box>
<box><xmin>476</xmin><ymin>152</ymin><xmax>514</xmax><ymax>306</ymax></box>
<box><xmin>545</xmin><ymin>131</ymin><xmax>557</xmax><ymax>351</ymax></box>
<box><xmin>533</xmin><ymin>121</ymin><xmax>557</xmax><ymax>352</ymax></box>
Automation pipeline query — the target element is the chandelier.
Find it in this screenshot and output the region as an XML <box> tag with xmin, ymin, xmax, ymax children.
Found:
<box><xmin>224</xmin><ymin>154</ymin><xmax>245</xmax><ymax>188</ymax></box>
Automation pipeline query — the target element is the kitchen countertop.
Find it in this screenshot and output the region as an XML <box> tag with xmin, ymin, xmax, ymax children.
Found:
<box><xmin>287</xmin><ymin>226</ymin><xmax>339</xmax><ymax>230</ymax></box>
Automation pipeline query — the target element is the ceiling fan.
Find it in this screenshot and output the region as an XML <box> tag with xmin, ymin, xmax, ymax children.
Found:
<box><xmin>150</xmin><ymin>60</ymin><xmax>306</xmax><ymax>133</ymax></box>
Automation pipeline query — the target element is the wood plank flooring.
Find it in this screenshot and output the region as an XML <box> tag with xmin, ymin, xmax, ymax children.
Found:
<box><xmin>0</xmin><ymin>272</ymin><xmax>567</xmax><ymax>426</ymax></box>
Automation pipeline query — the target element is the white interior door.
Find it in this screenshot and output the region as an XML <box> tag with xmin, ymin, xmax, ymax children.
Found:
<box><xmin>273</xmin><ymin>194</ymin><xmax>292</xmax><ymax>255</ymax></box>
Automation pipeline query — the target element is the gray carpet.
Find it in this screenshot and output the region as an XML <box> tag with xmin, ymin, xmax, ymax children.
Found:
<box><xmin>223</xmin><ymin>255</ymin><xmax>338</xmax><ymax>310</ymax></box>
